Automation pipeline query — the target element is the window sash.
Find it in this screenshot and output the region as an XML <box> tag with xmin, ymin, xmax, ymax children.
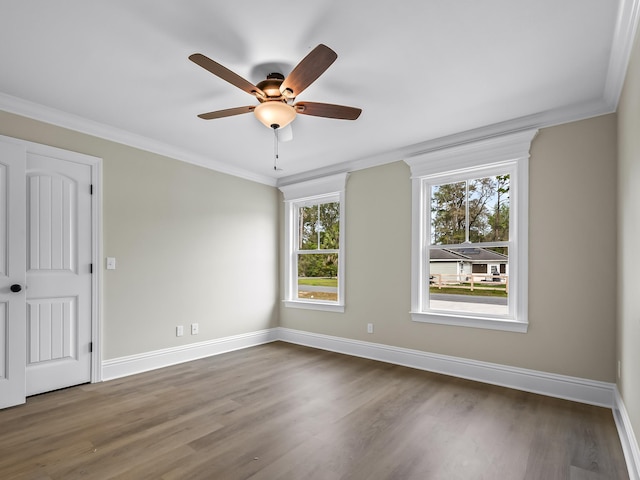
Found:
<box><xmin>297</xmin><ymin>200</ymin><xmax>340</xmax><ymax>251</ymax></box>
<box><xmin>295</xmin><ymin>251</ymin><xmax>340</xmax><ymax>303</ymax></box>
<box><xmin>424</xmin><ymin>241</ymin><xmax>512</xmax><ymax>318</ymax></box>
<box><xmin>293</xmin><ymin>199</ymin><xmax>341</xmax><ymax>305</ymax></box>
<box><xmin>296</xmin><ymin>249</ymin><xmax>340</xmax><ymax>255</ymax></box>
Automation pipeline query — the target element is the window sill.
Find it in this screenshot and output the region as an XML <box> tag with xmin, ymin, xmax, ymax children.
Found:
<box><xmin>284</xmin><ymin>300</ymin><xmax>345</xmax><ymax>313</ymax></box>
<box><xmin>410</xmin><ymin>311</ymin><xmax>528</xmax><ymax>333</ymax></box>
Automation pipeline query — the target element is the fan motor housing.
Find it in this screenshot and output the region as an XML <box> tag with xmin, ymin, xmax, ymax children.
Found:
<box><xmin>256</xmin><ymin>73</ymin><xmax>288</xmax><ymax>102</ymax></box>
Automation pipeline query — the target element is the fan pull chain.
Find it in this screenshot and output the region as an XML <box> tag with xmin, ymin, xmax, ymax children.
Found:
<box><xmin>273</xmin><ymin>126</ymin><xmax>279</xmax><ymax>171</ymax></box>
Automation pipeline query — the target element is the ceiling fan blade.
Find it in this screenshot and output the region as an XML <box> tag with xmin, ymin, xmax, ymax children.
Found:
<box><xmin>280</xmin><ymin>44</ymin><xmax>337</xmax><ymax>97</ymax></box>
<box><xmin>294</xmin><ymin>102</ymin><xmax>362</xmax><ymax>120</ymax></box>
<box><xmin>189</xmin><ymin>53</ymin><xmax>265</xmax><ymax>97</ymax></box>
<box><xmin>197</xmin><ymin>105</ymin><xmax>255</xmax><ymax>120</ymax></box>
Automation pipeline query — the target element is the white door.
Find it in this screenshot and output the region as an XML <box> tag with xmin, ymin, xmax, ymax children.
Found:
<box><xmin>0</xmin><ymin>141</ymin><xmax>27</xmax><ymax>409</ymax></box>
<box><xmin>25</xmin><ymin>152</ymin><xmax>93</xmax><ymax>396</ymax></box>
<box><xmin>0</xmin><ymin>137</ymin><xmax>96</xmax><ymax>408</ymax></box>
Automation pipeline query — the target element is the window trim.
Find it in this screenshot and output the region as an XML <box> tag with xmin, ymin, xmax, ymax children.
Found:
<box><xmin>405</xmin><ymin>129</ymin><xmax>537</xmax><ymax>333</ymax></box>
<box><xmin>279</xmin><ymin>173</ymin><xmax>348</xmax><ymax>312</ymax></box>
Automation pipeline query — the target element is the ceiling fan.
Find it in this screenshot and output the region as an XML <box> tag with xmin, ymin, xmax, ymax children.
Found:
<box><xmin>188</xmin><ymin>44</ymin><xmax>362</xmax><ymax>131</ymax></box>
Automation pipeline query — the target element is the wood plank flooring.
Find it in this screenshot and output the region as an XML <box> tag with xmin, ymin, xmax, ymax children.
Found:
<box><xmin>0</xmin><ymin>342</ymin><xmax>629</xmax><ymax>479</ymax></box>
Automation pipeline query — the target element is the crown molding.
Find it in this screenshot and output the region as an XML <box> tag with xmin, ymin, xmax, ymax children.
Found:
<box><xmin>278</xmin><ymin>0</ymin><xmax>640</xmax><ymax>187</ymax></box>
<box><xmin>0</xmin><ymin>88</ymin><xmax>618</xmax><ymax>192</ymax></box>
<box><xmin>604</xmin><ymin>0</ymin><xmax>640</xmax><ymax>109</ymax></box>
<box><xmin>277</xmin><ymin>97</ymin><xmax>612</xmax><ymax>186</ymax></box>
<box><xmin>2</xmin><ymin>0</ymin><xmax>637</xmax><ymax>188</ymax></box>
<box><xmin>0</xmin><ymin>93</ymin><xmax>277</xmax><ymax>187</ymax></box>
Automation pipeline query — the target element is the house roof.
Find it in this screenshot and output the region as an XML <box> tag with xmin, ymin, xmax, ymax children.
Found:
<box><xmin>430</xmin><ymin>247</ymin><xmax>508</xmax><ymax>262</ymax></box>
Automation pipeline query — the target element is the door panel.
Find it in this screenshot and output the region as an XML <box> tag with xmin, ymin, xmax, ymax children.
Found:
<box><xmin>28</xmin><ymin>174</ymin><xmax>76</xmax><ymax>272</ymax></box>
<box><xmin>0</xmin><ymin>302</ymin><xmax>6</xmax><ymax>381</ymax></box>
<box><xmin>0</xmin><ymin>141</ymin><xmax>27</xmax><ymax>409</ymax></box>
<box><xmin>27</xmin><ymin>297</ymin><xmax>76</xmax><ymax>364</ymax></box>
<box><xmin>25</xmin><ymin>153</ymin><xmax>92</xmax><ymax>396</ymax></box>
<box><xmin>0</xmin><ymin>160</ymin><xmax>6</xmax><ymax>277</ymax></box>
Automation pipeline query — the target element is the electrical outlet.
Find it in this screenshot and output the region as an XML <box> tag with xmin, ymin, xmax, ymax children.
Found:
<box><xmin>191</xmin><ymin>323</ymin><xmax>199</xmax><ymax>335</ymax></box>
<box><xmin>176</xmin><ymin>325</ymin><xmax>184</xmax><ymax>337</ymax></box>
<box><xmin>367</xmin><ymin>323</ymin><xmax>374</xmax><ymax>334</ymax></box>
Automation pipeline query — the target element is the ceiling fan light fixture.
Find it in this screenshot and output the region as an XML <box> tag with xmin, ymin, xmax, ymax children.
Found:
<box><xmin>254</xmin><ymin>101</ymin><xmax>297</xmax><ymax>129</ymax></box>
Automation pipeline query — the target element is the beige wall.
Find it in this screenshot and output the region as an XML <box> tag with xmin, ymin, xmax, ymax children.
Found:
<box><xmin>0</xmin><ymin>101</ymin><xmax>622</xmax><ymax>383</ymax></box>
<box><xmin>0</xmin><ymin>111</ymin><xmax>279</xmax><ymax>359</ymax></box>
<box><xmin>617</xmin><ymin>22</ymin><xmax>640</xmax><ymax>450</ymax></box>
<box><xmin>280</xmin><ymin>114</ymin><xmax>618</xmax><ymax>382</ymax></box>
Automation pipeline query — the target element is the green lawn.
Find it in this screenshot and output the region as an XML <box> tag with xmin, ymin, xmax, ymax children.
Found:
<box><xmin>298</xmin><ymin>277</ymin><xmax>338</xmax><ymax>287</ymax></box>
<box><xmin>297</xmin><ymin>277</ymin><xmax>505</xmax><ymax>297</ymax></box>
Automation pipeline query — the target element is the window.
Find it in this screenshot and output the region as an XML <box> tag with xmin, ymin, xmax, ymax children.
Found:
<box><xmin>279</xmin><ymin>173</ymin><xmax>347</xmax><ymax>312</ymax></box>
<box><xmin>405</xmin><ymin>129</ymin><xmax>537</xmax><ymax>332</ymax></box>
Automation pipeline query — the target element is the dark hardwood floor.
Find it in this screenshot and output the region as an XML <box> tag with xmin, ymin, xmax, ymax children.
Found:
<box><xmin>0</xmin><ymin>342</ymin><xmax>629</xmax><ymax>479</ymax></box>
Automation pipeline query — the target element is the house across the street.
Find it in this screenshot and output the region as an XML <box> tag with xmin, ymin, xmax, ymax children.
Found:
<box><xmin>430</xmin><ymin>247</ymin><xmax>508</xmax><ymax>282</ymax></box>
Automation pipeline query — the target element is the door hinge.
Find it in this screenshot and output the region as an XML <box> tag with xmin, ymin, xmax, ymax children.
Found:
<box><xmin>90</xmin><ymin>263</ymin><xmax>93</xmax><ymax>274</ymax></box>
<box><xmin>89</xmin><ymin>342</ymin><xmax>93</xmax><ymax>353</ymax></box>
<box><xmin>90</xmin><ymin>184</ymin><xmax>93</xmax><ymax>195</ymax></box>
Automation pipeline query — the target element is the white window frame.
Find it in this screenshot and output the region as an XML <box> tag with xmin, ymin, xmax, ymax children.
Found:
<box><xmin>279</xmin><ymin>173</ymin><xmax>347</xmax><ymax>312</ymax></box>
<box><xmin>405</xmin><ymin>129</ymin><xmax>537</xmax><ymax>333</ymax></box>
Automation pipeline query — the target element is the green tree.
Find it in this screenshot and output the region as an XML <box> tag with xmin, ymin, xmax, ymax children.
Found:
<box><xmin>431</xmin><ymin>174</ymin><xmax>509</xmax><ymax>245</ymax></box>
<box><xmin>431</xmin><ymin>182</ymin><xmax>466</xmax><ymax>244</ymax></box>
<box><xmin>490</xmin><ymin>174</ymin><xmax>510</xmax><ymax>241</ymax></box>
<box><xmin>468</xmin><ymin>176</ymin><xmax>497</xmax><ymax>242</ymax></box>
<box><xmin>298</xmin><ymin>201</ymin><xmax>340</xmax><ymax>278</ymax></box>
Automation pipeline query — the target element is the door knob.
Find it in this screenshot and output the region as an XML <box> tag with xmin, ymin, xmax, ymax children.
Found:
<box><xmin>10</xmin><ymin>284</ymin><xmax>22</xmax><ymax>293</ymax></box>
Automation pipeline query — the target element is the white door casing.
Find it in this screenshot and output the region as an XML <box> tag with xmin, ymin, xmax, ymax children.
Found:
<box><xmin>0</xmin><ymin>135</ymin><xmax>101</xmax><ymax>407</ymax></box>
<box><xmin>0</xmin><ymin>141</ymin><xmax>27</xmax><ymax>409</ymax></box>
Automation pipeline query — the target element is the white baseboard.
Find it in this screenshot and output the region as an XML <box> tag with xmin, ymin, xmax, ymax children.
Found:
<box><xmin>100</xmin><ymin>326</ymin><xmax>637</xmax><ymax>476</ymax></box>
<box><xmin>103</xmin><ymin>326</ymin><xmax>617</xmax><ymax>407</ymax></box>
<box><xmin>277</xmin><ymin>327</ymin><xmax>616</xmax><ymax>408</ymax></box>
<box><xmin>614</xmin><ymin>387</ymin><xmax>640</xmax><ymax>480</ymax></box>
<box><xmin>102</xmin><ymin>328</ymin><xmax>279</xmax><ymax>381</ymax></box>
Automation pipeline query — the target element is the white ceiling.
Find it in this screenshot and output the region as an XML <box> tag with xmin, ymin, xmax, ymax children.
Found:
<box><xmin>0</xmin><ymin>1</ymin><xmax>638</xmax><ymax>186</ymax></box>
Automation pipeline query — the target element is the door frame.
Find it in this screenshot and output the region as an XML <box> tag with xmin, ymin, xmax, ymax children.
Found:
<box><xmin>0</xmin><ymin>135</ymin><xmax>103</xmax><ymax>384</ymax></box>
